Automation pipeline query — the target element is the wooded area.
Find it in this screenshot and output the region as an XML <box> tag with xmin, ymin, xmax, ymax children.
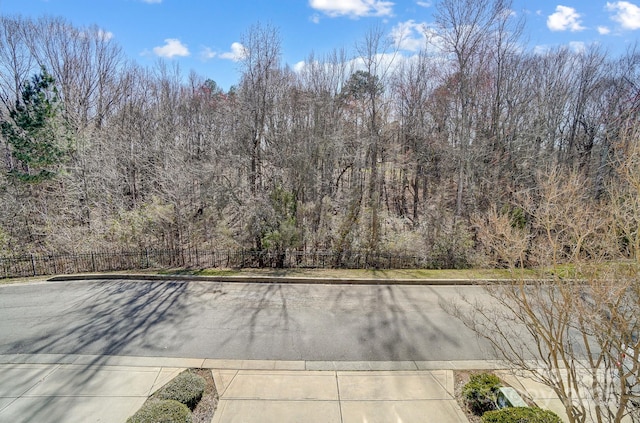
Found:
<box><xmin>1</xmin><ymin>0</ymin><xmax>639</xmax><ymax>268</ymax></box>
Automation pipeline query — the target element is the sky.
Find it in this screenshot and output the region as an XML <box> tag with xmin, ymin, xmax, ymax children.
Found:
<box><xmin>1</xmin><ymin>0</ymin><xmax>639</xmax><ymax>90</ymax></box>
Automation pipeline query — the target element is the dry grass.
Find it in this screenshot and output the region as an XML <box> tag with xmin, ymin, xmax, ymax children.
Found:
<box><xmin>195</xmin><ymin>267</ymin><xmax>520</xmax><ymax>280</ymax></box>
<box><xmin>0</xmin><ymin>266</ymin><xmax>531</xmax><ymax>285</ymax></box>
<box><xmin>0</xmin><ymin>276</ymin><xmax>49</xmax><ymax>286</ymax></box>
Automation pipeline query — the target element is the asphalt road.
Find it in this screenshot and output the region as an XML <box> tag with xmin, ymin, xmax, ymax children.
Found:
<box><xmin>0</xmin><ymin>279</ymin><xmax>496</xmax><ymax>361</ymax></box>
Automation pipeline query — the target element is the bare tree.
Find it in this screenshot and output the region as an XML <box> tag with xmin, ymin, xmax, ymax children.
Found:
<box><xmin>24</xmin><ymin>17</ymin><xmax>126</xmax><ymax>133</ymax></box>
<box><xmin>352</xmin><ymin>24</ymin><xmax>397</xmax><ymax>254</ymax></box>
<box><xmin>391</xmin><ymin>49</ymin><xmax>441</xmax><ymax>224</ymax></box>
<box><xmin>0</xmin><ymin>16</ymin><xmax>35</xmax><ymax>109</ymax></box>
<box><xmin>237</xmin><ymin>22</ymin><xmax>282</xmax><ymax>195</ymax></box>
<box><xmin>434</xmin><ymin>0</ymin><xmax>517</xmax><ymax>218</ymax></box>
<box><xmin>452</xmin><ymin>269</ymin><xmax>639</xmax><ymax>423</ymax></box>
<box><xmin>453</xmin><ymin>165</ymin><xmax>639</xmax><ymax>423</ymax></box>
<box><xmin>1</xmin><ymin>14</ymin><xmax>640</xmax><ymax>270</ymax></box>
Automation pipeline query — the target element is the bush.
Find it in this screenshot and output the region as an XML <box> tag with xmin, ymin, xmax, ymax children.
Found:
<box><xmin>426</xmin><ymin>221</ymin><xmax>476</xmax><ymax>269</ymax></box>
<box><xmin>462</xmin><ymin>373</ymin><xmax>502</xmax><ymax>415</ymax></box>
<box><xmin>155</xmin><ymin>370</ymin><xmax>206</xmax><ymax>410</ymax></box>
<box><xmin>482</xmin><ymin>407</ymin><xmax>562</xmax><ymax>423</ymax></box>
<box><xmin>126</xmin><ymin>399</ymin><xmax>192</xmax><ymax>423</ymax></box>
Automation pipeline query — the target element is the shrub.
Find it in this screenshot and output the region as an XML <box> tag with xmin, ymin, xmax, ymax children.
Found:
<box><xmin>155</xmin><ymin>370</ymin><xmax>206</xmax><ymax>410</ymax></box>
<box><xmin>427</xmin><ymin>221</ymin><xmax>476</xmax><ymax>269</ymax></box>
<box><xmin>482</xmin><ymin>407</ymin><xmax>562</xmax><ymax>423</ymax></box>
<box><xmin>462</xmin><ymin>373</ymin><xmax>502</xmax><ymax>415</ymax></box>
<box><xmin>126</xmin><ymin>399</ymin><xmax>191</xmax><ymax>423</ymax></box>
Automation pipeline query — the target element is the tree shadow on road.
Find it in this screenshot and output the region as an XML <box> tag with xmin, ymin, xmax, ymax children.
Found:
<box><xmin>0</xmin><ymin>279</ymin><xmax>494</xmax><ymax>422</ymax></box>
<box><xmin>211</xmin><ymin>283</ymin><xmax>484</xmax><ymax>361</ymax></box>
<box><xmin>0</xmin><ymin>279</ymin><xmax>220</xmax><ymax>422</ymax></box>
<box><xmin>5</xmin><ymin>280</ymin><xmax>196</xmax><ymax>356</ymax></box>
<box><xmin>329</xmin><ymin>285</ymin><xmax>473</xmax><ymax>361</ymax></box>
<box><xmin>214</xmin><ymin>282</ymin><xmax>299</xmax><ymax>359</ymax></box>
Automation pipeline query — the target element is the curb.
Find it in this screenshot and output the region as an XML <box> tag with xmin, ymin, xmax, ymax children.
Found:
<box><xmin>46</xmin><ymin>273</ymin><xmax>505</xmax><ymax>285</ymax></box>
<box><xmin>0</xmin><ymin>353</ymin><xmax>512</xmax><ymax>371</ymax></box>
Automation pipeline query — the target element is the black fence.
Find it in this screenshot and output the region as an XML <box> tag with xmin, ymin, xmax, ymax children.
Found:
<box><xmin>0</xmin><ymin>249</ymin><xmax>425</xmax><ymax>279</ymax></box>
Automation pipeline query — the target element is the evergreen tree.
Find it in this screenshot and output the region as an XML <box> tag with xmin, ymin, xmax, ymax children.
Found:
<box><xmin>1</xmin><ymin>67</ymin><xmax>68</xmax><ymax>182</ymax></box>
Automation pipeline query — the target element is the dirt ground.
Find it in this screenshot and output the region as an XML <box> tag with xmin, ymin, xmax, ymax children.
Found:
<box><xmin>191</xmin><ymin>368</ymin><xmax>219</xmax><ymax>423</ymax></box>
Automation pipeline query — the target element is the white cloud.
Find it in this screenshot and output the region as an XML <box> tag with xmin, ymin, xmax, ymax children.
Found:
<box><xmin>310</xmin><ymin>14</ymin><xmax>321</xmax><ymax>24</ymax></box>
<box><xmin>293</xmin><ymin>48</ymin><xmax>459</xmax><ymax>91</ymax></box>
<box><xmin>391</xmin><ymin>20</ymin><xmax>426</xmax><ymax>51</ymax></box>
<box><xmin>597</xmin><ymin>25</ymin><xmax>611</xmax><ymax>34</ymax></box>
<box><xmin>547</xmin><ymin>5</ymin><xmax>585</xmax><ymax>31</ymax></box>
<box><xmin>416</xmin><ymin>1</ymin><xmax>431</xmax><ymax>7</ymax></box>
<box><xmin>309</xmin><ymin>0</ymin><xmax>394</xmax><ymax>18</ymax></box>
<box><xmin>153</xmin><ymin>39</ymin><xmax>190</xmax><ymax>58</ymax></box>
<box><xmin>606</xmin><ymin>1</ymin><xmax>640</xmax><ymax>30</ymax></box>
<box><xmin>350</xmin><ymin>53</ymin><xmax>394</xmax><ymax>77</ymax></box>
<box><xmin>78</xmin><ymin>28</ymin><xmax>113</xmax><ymax>42</ymax></box>
<box><xmin>200</xmin><ymin>47</ymin><xmax>216</xmax><ymax>60</ymax></box>
<box><xmin>219</xmin><ymin>42</ymin><xmax>247</xmax><ymax>62</ymax></box>
<box><xmin>293</xmin><ymin>61</ymin><xmax>307</xmax><ymax>73</ymax></box>
<box><xmin>569</xmin><ymin>41</ymin><xmax>586</xmax><ymax>53</ymax></box>
<box><xmin>533</xmin><ymin>45</ymin><xmax>550</xmax><ymax>55</ymax></box>
<box><xmin>97</xmin><ymin>29</ymin><xmax>114</xmax><ymax>41</ymax></box>
<box><xmin>423</xmin><ymin>24</ymin><xmax>448</xmax><ymax>53</ymax></box>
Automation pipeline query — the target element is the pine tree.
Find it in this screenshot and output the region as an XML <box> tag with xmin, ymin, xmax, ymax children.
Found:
<box><xmin>1</xmin><ymin>67</ymin><xmax>68</xmax><ymax>182</ymax></box>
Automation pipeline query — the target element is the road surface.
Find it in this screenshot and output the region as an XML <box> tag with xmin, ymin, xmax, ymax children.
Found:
<box><xmin>0</xmin><ymin>279</ymin><xmax>495</xmax><ymax>361</ymax></box>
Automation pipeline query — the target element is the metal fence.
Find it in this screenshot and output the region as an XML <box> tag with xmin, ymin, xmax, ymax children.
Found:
<box><xmin>0</xmin><ymin>249</ymin><xmax>425</xmax><ymax>279</ymax></box>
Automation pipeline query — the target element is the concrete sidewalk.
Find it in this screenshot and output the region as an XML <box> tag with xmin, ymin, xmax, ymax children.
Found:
<box><xmin>0</xmin><ymin>355</ymin><xmax>188</xmax><ymax>423</ymax></box>
<box><xmin>212</xmin><ymin>368</ymin><xmax>470</xmax><ymax>423</ymax></box>
<box><xmin>0</xmin><ymin>354</ymin><xmax>565</xmax><ymax>423</ymax></box>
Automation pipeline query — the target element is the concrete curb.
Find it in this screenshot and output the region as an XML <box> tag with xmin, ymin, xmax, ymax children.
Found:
<box><xmin>47</xmin><ymin>273</ymin><xmax>506</xmax><ymax>285</ymax></box>
<box><xmin>0</xmin><ymin>354</ymin><xmax>512</xmax><ymax>371</ymax></box>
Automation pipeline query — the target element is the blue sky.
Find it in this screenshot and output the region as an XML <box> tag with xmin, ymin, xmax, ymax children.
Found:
<box><xmin>2</xmin><ymin>0</ymin><xmax>639</xmax><ymax>90</ymax></box>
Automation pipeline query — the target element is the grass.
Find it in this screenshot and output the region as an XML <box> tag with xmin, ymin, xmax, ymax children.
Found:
<box><xmin>10</xmin><ymin>262</ymin><xmax>632</xmax><ymax>285</ymax></box>
<box><xmin>185</xmin><ymin>267</ymin><xmax>517</xmax><ymax>279</ymax></box>
<box><xmin>0</xmin><ymin>267</ymin><xmax>539</xmax><ymax>285</ymax></box>
<box><xmin>0</xmin><ymin>275</ymin><xmax>49</xmax><ymax>286</ymax></box>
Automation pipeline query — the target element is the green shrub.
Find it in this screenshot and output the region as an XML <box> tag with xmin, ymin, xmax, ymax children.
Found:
<box><xmin>462</xmin><ymin>373</ymin><xmax>502</xmax><ymax>415</ymax></box>
<box><xmin>482</xmin><ymin>407</ymin><xmax>562</xmax><ymax>423</ymax></box>
<box><xmin>427</xmin><ymin>222</ymin><xmax>476</xmax><ymax>269</ymax></box>
<box><xmin>155</xmin><ymin>370</ymin><xmax>206</xmax><ymax>410</ymax></box>
<box><xmin>126</xmin><ymin>399</ymin><xmax>192</xmax><ymax>423</ymax></box>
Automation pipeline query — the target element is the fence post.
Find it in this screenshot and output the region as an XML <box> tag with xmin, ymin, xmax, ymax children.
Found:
<box><xmin>91</xmin><ymin>252</ymin><xmax>96</xmax><ymax>272</ymax></box>
<box><xmin>30</xmin><ymin>254</ymin><xmax>37</xmax><ymax>277</ymax></box>
<box><xmin>145</xmin><ymin>249</ymin><xmax>150</xmax><ymax>268</ymax></box>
